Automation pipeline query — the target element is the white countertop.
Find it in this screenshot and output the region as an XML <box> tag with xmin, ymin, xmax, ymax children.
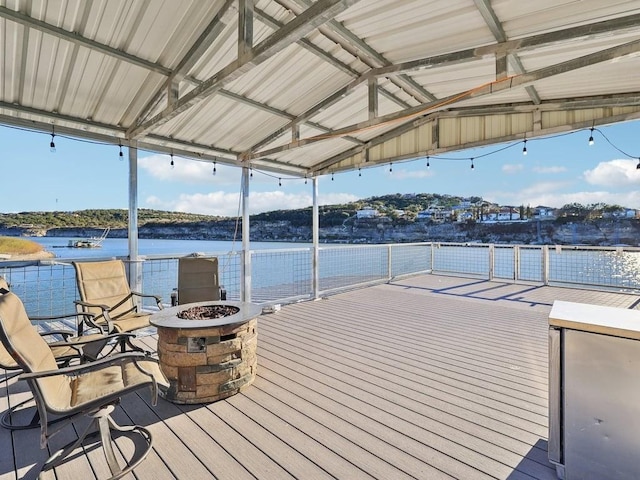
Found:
<box><xmin>549</xmin><ymin>300</ymin><xmax>640</xmax><ymax>340</ymax></box>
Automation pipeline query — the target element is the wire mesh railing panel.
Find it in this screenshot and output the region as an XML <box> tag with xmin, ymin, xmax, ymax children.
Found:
<box><xmin>432</xmin><ymin>243</ymin><xmax>490</xmax><ymax>277</ymax></box>
<box><xmin>140</xmin><ymin>258</ymin><xmax>178</xmax><ymax>307</ymax></box>
<box><xmin>218</xmin><ymin>252</ymin><xmax>242</xmax><ymax>301</ymax></box>
<box><xmin>493</xmin><ymin>246</ymin><xmax>515</xmax><ymax>279</ymax></box>
<box><xmin>319</xmin><ymin>245</ymin><xmax>389</xmax><ymax>291</ymax></box>
<box><xmin>251</xmin><ymin>248</ymin><xmax>312</xmax><ymax>303</ymax></box>
<box><xmin>549</xmin><ymin>246</ymin><xmax>640</xmax><ymax>292</ymax></box>
<box><xmin>0</xmin><ymin>262</ymin><xmax>78</xmax><ymax>317</ymax></box>
<box><xmin>390</xmin><ymin>243</ymin><xmax>431</xmax><ymax>277</ymax></box>
<box><xmin>518</xmin><ymin>246</ymin><xmax>545</xmax><ymax>282</ymax></box>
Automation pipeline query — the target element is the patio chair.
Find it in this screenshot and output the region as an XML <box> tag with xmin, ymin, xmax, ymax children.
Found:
<box><xmin>0</xmin><ymin>282</ymin><xmax>128</xmax><ymax>430</ymax></box>
<box><xmin>73</xmin><ymin>259</ymin><xmax>163</xmax><ymax>335</ymax></box>
<box><xmin>0</xmin><ymin>289</ymin><xmax>168</xmax><ymax>478</ymax></box>
<box><xmin>177</xmin><ymin>256</ymin><xmax>226</xmax><ymax>304</ymax></box>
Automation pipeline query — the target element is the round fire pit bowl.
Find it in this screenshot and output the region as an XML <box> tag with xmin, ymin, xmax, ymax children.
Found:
<box><xmin>150</xmin><ymin>301</ymin><xmax>262</xmax><ymax>404</ymax></box>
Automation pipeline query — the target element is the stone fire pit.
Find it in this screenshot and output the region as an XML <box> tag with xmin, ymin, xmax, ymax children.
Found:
<box><xmin>150</xmin><ymin>300</ymin><xmax>261</xmax><ymax>404</ymax></box>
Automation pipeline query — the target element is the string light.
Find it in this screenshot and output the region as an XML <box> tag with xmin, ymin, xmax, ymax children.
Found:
<box><xmin>170</xmin><ymin>152</ymin><xmax>174</xmax><ymax>167</ymax></box>
<box><xmin>331</xmin><ymin>172</ymin><xmax>334</xmax><ymax>181</ymax></box>
<box><xmin>389</xmin><ymin>162</ymin><xmax>393</xmax><ymax>173</ymax></box>
<box><xmin>49</xmin><ymin>126</ymin><xmax>56</xmax><ymax>153</ymax></box>
<box><xmin>358</xmin><ymin>167</ymin><xmax>361</xmax><ymax>177</ymax></box>
<box><xmin>304</xmin><ymin>175</ymin><xmax>307</xmax><ymax>184</ymax></box>
<box><xmin>426</xmin><ymin>156</ymin><xmax>430</xmax><ymax>169</ymax></box>
<box><xmin>637</xmin><ymin>158</ymin><xmax>640</xmax><ymax>170</ymax></box>
<box><xmin>278</xmin><ymin>177</ymin><xmax>282</xmax><ymax>187</ymax></box>
<box><xmin>522</xmin><ymin>139</ymin><xmax>527</xmax><ymax>156</ymax></box>
<box><xmin>118</xmin><ymin>141</ymin><xmax>124</xmax><ymax>160</ymax></box>
<box><xmin>588</xmin><ymin>127</ymin><xmax>595</xmax><ymax>146</ymax></box>
<box><xmin>250</xmin><ymin>166</ymin><xmax>253</xmax><ymax>179</ymax></box>
<box><xmin>470</xmin><ymin>158</ymin><xmax>474</xmax><ymax>169</ymax></box>
<box><xmin>213</xmin><ymin>161</ymin><xmax>217</xmax><ymax>176</ymax></box>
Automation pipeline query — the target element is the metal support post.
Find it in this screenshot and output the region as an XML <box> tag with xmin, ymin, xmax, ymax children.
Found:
<box><xmin>241</xmin><ymin>167</ymin><xmax>251</xmax><ymax>302</ymax></box>
<box><xmin>127</xmin><ymin>142</ymin><xmax>142</xmax><ymax>296</ymax></box>
<box><xmin>312</xmin><ymin>177</ymin><xmax>320</xmax><ymax>299</ymax></box>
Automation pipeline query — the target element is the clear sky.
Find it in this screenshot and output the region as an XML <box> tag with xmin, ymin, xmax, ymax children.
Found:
<box><xmin>2</xmin><ymin>119</ymin><xmax>639</xmax><ymax>216</ymax></box>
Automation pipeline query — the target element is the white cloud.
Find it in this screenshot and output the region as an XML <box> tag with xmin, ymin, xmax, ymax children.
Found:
<box><xmin>144</xmin><ymin>191</ymin><xmax>360</xmax><ymax>216</ymax></box>
<box><xmin>583</xmin><ymin>159</ymin><xmax>640</xmax><ymax>187</ymax></box>
<box><xmin>501</xmin><ymin>164</ymin><xmax>524</xmax><ymax>174</ymax></box>
<box><xmin>391</xmin><ymin>168</ymin><xmax>435</xmax><ymax>180</ymax></box>
<box><xmin>139</xmin><ymin>154</ymin><xmax>240</xmax><ymax>185</ymax></box>
<box><xmin>486</xmin><ymin>179</ymin><xmax>640</xmax><ymax>209</ymax></box>
<box><xmin>532</xmin><ymin>166</ymin><xmax>567</xmax><ymax>174</ymax></box>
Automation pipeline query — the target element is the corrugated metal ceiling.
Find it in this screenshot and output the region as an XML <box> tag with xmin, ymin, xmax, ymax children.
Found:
<box><xmin>1</xmin><ymin>0</ymin><xmax>639</xmax><ymax>177</ymax></box>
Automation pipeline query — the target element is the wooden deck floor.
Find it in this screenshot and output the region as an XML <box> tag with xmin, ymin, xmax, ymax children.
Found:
<box><xmin>1</xmin><ymin>275</ymin><xmax>638</xmax><ymax>480</ymax></box>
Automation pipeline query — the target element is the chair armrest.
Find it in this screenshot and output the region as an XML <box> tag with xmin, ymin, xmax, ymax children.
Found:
<box><xmin>130</xmin><ymin>291</ymin><xmax>164</xmax><ymax>310</ymax></box>
<box><xmin>31</xmin><ymin>311</ymin><xmax>98</xmax><ymax>322</ymax></box>
<box><xmin>40</xmin><ymin>330</ymin><xmax>75</xmax><ymax>341</ymax></box>
<box><xmin>50</xmin><ymin>332</ymin><xmax>136</xmax><ymax>348</ymax></box>
<box><xmin>74</xmin><ymin>300</ymin><xmax>112</xmax><ymax>312</ymax></box>
<box><xmin>73</xmin><ymin>300</ymin><xmax>115</xmax><ymax>333</ymax></box>
<box><xmin>19</xmin><ymin>352</ymin><xmax>149</xmax><ymax>380</ymax></box>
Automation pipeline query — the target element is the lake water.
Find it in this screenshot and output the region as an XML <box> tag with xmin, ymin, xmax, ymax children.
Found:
<box><xmin>31</xmin><ymin>237</ymin><xmax>313</xmax><ymax>260</ymax></box>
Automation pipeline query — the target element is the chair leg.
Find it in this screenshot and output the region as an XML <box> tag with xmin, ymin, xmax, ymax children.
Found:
<box><xmin>41</xmin><ymin>405</ymin><xmax>153</xmax><ymax>480</ymax></box>
<box><xmin>0</xmin><ymin>396</ymin><xmax>40</xmax><ymax>430</ymax></box>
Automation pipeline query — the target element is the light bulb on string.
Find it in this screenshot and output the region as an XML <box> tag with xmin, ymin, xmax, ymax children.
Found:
<box><xmin>426</xmin><ymin>156</ymin><xmax>430</xmax><ymax>169</ymax></box>
<box><xmin>278</xmin><ymin>177</ymin><xmax>282</xmax><ymax>187</ymax></box>
<box><xmin>49</xmin><ymin>127</ymin><xmax>56</xmax><ymax>153</ymax></box>
<box><xmin>118</xmin><ymin>142</ymin><xmax>124</xmax><ymax>160</ymax></box>
<box><xmin>358</xmin><ymin>167</ymin><xmax>361</xmax><ymax>177</ymax></box>
<box><xmin>304</xmin><ymin>175</ymin><xmax>307</xmax><ymax>185</ymax></box>
<box><xmin>636</xmin><ymin>158</ymin><xmax>640</xmax><ymax>170</ymax></box>
<box><xmin>470</xmin><ymin>158</ymin><xmax>475</xmax><ymax>170</ymax></box>
<box><xmin>522</xmin><ymin>139</ymin><xmax>527</xmax><ymax>156</ymax></box>
<box><xmin>588</xmin><ymin>127</ymin><xmax>595</xmax><ymax>146</ymax></box>
<box><xmin>249</xmin><ymin>167</ymin><xmax>253</xmax><ymax>179</ymax></box>
<box><xmin>212</xmin><ymin>161</ymin><xmax>217</xmax><ymax>176</ymax></box>
<box><xmin>389</xmin><ymin>162</ymin><xmax>393</xmax><ymax>173</ymax></box>
<box><xmin>170</xmin><ymin>152</ymin><xmax>174</xmax><ymax>168</ymax></box>
<box><xmin>331</xmin><ymin>172</ymin><xmax>334</xmax><ymax>181</ymax></box>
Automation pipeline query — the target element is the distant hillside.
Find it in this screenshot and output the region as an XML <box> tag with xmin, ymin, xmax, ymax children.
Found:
<box><xmin>0</xmin><ymin>193</ymin><xmax>472</xmax><ymax>229</ymax></box>
<box><xmin>0</xmin><ymin>208</ymin><xmax>220</xmax><ymax>229</ymax></box>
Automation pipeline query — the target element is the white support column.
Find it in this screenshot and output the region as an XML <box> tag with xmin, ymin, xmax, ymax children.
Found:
<box><xmin>312</xmin><ymin>176</ymin><xmax>320</xmax><ymax>299</ymax></box>
<box><xmin>241</xmin><ymin>166</ymin><xmax>251</xmax><ymax>302</ymax></box>
<box><xmin>127</xmin><ymin>142</ymin><xmax>142</xmax><ymax>293</ymax></box>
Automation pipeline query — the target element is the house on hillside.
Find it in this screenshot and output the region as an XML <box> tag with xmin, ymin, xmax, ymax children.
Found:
<box><xmin>417</xmin><ymin>206</ymin><xmax>451</xmax><ymax>223</ymax></box>
<box><xmin>602</xmin><ymin>208</ymin><xmax>637</xmax><ymax>219</ymax></box>
<box><xmin>356</xmin><ymin>207</ymin><xmax>379</xmax><ymax>219</ymax></box>
<box><xmin>533</xmin><ymin>206</ymin><xmax>556</xmax><ymax>219</ymax></box>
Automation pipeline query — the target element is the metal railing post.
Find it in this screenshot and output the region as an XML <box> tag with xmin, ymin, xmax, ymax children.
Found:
<box><xmin>387</xmin><ymin>244</ymin><xmax>392</xmax><ymax>281</ymax></box>
<box><xmin>488</xmin><ymin>244</ymin><xmax>494</xmax><ymax>281</ymax></box>
<box><xmin>543</xmin><ymin>245</ymin><xmax>550</xmax><ymax>285</ymax></box>
<box><xmin>514</xmin><ymin>245</ymin><xmax>520</xmax><ymax>281</ymax></box>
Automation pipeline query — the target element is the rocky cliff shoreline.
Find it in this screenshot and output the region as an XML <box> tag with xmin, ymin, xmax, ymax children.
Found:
<box><xmin>3</xmin><ymin>218</ymin><xmax>639</xmax><ymax>246</ymax></box>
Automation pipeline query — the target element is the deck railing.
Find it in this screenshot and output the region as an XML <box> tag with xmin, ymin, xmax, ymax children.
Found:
<box><xmin>1</xmin><ymin>242</ymin><xmax>639</xmax><ymax>317</ymax></box>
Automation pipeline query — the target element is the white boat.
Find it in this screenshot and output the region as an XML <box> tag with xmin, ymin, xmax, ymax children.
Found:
<box><xmin>68</xmin><ymin>228</ymin><xmax>110</xmax><ymax>248</ymax></box>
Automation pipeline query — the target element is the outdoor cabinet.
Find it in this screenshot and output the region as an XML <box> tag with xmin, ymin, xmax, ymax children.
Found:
<box><xmin>548</xmin><ymin>301</ymin><xmax>640</xmax><ymax>480</ymax></box>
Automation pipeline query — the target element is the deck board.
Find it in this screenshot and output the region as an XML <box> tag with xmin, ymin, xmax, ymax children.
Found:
<box><xmin>1</xmin><ymin>274</ymin><xmax>638</xmax><ymax>479</ymax></box>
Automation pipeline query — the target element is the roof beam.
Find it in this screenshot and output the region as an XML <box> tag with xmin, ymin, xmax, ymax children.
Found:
<box><xmin>245</xmin><ymin>38</ymin><xmax>640</xmax><ymax>160</ymax></box>
<box><xmin>279</xmin><ymin>0</ymin><xmax>436</xmax><ymax>103</ymax></box>
<box><xmin>253</xmin><ymin>6</ymin><xmax>409</xmax><ymax>109</ymax></box>
<box><xmin>474</xmin><ymin>0</ymin><xmax>541</xmax><ymax>105</ymax></box>
<box><xmin>126</xmin><ymin>0</ymin><xmax>362</xmax><ymax>139</ymax></box>
<box><xmin>0</xmin><ymin>5</ymin><xmax>171</xmax><ymax>76</ymax></box>
<box><xmin>312</xmin><ymin>91</ymin><xmax>640</xmax><ymax>173</ymax></box>
<box><xmin>132</xmin><ymin>0</ymin><xmax>236</xmax><ymax>126</ymax></box>
<box><xmin>367</xmin><ymin>12</ymin><xmax>640</xmax><ymax>79</ymax></box>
